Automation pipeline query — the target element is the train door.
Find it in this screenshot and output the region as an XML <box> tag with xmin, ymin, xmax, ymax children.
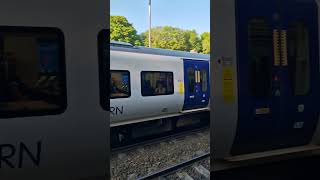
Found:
<box><xmin>231</xmin><ymin>0</ymin><xmax>320</xmax><ymax>155</ymax></box>
<box><xmin>183</xmin><ymin>59</ymin><xmax>210</xmax><ymax>110</ymax></box>
<box><xmin>280</xmin><ymin>0</ymin><xmax>320</xmax><ymax>147</ymax></box>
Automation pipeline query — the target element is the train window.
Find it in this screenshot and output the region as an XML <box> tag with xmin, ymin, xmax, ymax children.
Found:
<box><xmin>288</xmin><ymin>22</ymin><xmax>310</xmax><ymax>96</ymax></box>
<box><xmin>201</xmin><ymin>69</ymin><xmax>208</xmax><ymax>92</ymax></box>
<box><xmin>187</xmin><ymin>67</ymin><xmax>195</xmax><ymax>93</ymax></box>
<box><xmin>141</xmin><ymin>71</ymin><xmax>174</xmax><ymax>96</ymax></box>
<box><xmin>110</xmin><ymin>70</ymin><xmax>131</xmax><ymax>98</ymax></box>
<box><xmin>0</xmin><ymin>27</ymin><xmax>66</xmax><ymax>118</ymax></box>
<box><xmin>98</xmin><ymin>29</ymin><xmax>109</xmax><ymax>110</ymax></box>
<box><xmin>248</xmin><ymin>18</ymin><xmax>272</xmax><ymax>98</ymax></box>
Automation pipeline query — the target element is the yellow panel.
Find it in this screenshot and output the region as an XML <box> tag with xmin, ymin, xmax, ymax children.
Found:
<box><xmin>179</xmin><ymin>81</ymin><xmax>184</xmax><ymax>94</ymax></box>
<box><xmin>273</xmin><ymin>29</ymin><xmax>280</xmax><ymax>66</ymax></box>
<box><xmin>195</xmin><ymin>70</ymin><xmax>198</xmax><ymax>83</ymax></box>
<box><xmin>281</xmin><ymin>30</ymin><xmax>288</xmax><ymax>66</ymax></box>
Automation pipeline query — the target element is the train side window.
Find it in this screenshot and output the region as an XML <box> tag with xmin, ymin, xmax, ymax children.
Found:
<box><xmin>287</xmin><ymin>22</ymin><xmax>310</xmax><ymax>96</ymax></box>
<box><xmin>110</xmin><ymin>70</ymin><xmax>131</xmax><ymax>98</ymax></box>
<box><xmin>201</xmin><ymin>69</ymin><xmax>208</xmax><ymax>92</ymax></box>
<box><xmin>141</xmin><ymin>71</ymin><xmax>174</xmax><ymax>96</ymax></box>
<box><xmin>0</xmin><ymin>27</ymin><xmax>66</xmax><ymax>118</ymax></box>
<box><xmin>187</xmin><ymin>67</ymin><xmax>195</xmax><ymax>93</ymax></box>
<box><xmin>248</xmin><ymin>18</ymin><xmax>272</xmax><ymax>98</ymax></box>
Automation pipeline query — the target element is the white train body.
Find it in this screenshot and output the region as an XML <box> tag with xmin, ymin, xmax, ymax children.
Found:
<box><xmin>0</xmin><ymin>0</ymin><xmax>108</xmax><ymax>179</ymax></box>
<box><xmin>110</xmin><ymin>44</ymin><xmax>210</xmax><ymax>127</ymax></box>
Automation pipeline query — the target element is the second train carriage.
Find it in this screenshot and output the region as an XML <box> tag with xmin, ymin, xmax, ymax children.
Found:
<box><xmin>211</xmin><ymin>0</ymin><xmax>320</xmax><ymax>170</ymax></box>
<box><xmin>110</xmin><ymin>42</ymin><xmax>210</xmax><ymax>141</ymax></box>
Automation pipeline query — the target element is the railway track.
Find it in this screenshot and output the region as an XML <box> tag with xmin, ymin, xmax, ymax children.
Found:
<box><xmin>137</xmin><ymin>152</ymin><xmax>210</xmax><ymax>180</ymax></box>
<box><xmin>112</xmin><ymin>126</ymin><xmax>209</xmax><ymax>154</ymax></box>
<box><xmin>111</xmin><ymin>126</ymin><xmax>210</xmax><ymax>179</ymax></box>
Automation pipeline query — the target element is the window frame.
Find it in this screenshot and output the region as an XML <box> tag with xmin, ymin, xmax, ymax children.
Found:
<box><xmin>187</xmin><ymin>67</ymin><xmax>196</xmax><ymax>94</ymax></box>
<box><xmin>140</xmin><ymin>71</ymin><xmax>174</xmax><ymax>97</ymax></box>
<box><xmin>110</xmin><ymin>70</ymin><xmax>131</xmax><ymax>99</ymax></box>
<box><xmin>200</xmin><ymin>68</ymin><xmax>208</xmax><ymax>92</ymax></box>
<box><xmin>0</xmin><ymin>26</ymin><xmax>67</xmax><ymax>119</ymax></box>
<box><xmin>287</xmin><ymin>21</ymin><xmax>311</xmax><ymax>96</ymax></box>
<box><xmin>247</xmin><ymin>18</ymin><xmax>273</xmax><ymax>98</ymax></box>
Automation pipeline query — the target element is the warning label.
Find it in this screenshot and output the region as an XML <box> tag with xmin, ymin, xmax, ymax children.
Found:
<box><xmin>221</xmin><ymin>57</ymin><xmax>235</xmax><ymax>103</ymax></box>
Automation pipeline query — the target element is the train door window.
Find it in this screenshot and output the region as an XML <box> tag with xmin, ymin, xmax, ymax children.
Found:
<box><xmin>141</xmin><ymin>71</ymin><xmax>174</xmax><ymax>96</ymax></box>
<box><xmin>201</xmin><ymin>69</ymin><xmax>208</xmax><ymax>92</ymax></box>
<box><xmin>98</xmin><ymin>29</ymin><xmax>109</xmax><ymax>110</ymax></box>
<box><xmin>187</xmin><ymin>67</ymin><xmax>195</xmax><ymax>93</ymax></box>
<box><xmin>0</xmin><ymin>27</ymin><xmax>66</xmax><ymax>118</ymax></box>
<box><xmin>110</xmin><ymin>70</ymin><xmax>131</xmax><ymax>98</ymax></box>
<box><xmin>248</xmin><ymin>18</ymin><xmax>272</xmax><ymax>98</ymax></box>
<box><xmin>287</xmin><ymin>22</ymin><xmax>310</xmax><ymax>96</ymax></box>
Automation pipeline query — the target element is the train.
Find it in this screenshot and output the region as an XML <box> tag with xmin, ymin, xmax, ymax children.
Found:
<box><xmin>111</xmin><ymin>0</ymin><xmax>320</xmax><ymax>172</ymax></box>
<box><xmin>110</xmin><ymin>41</ymin><xmax>210</xmax><ymax>142</ymax></box>
<box><xmin>212</xmin><ymin>0</ymin><xmax>320</xmax><ymax>171</ymax></box>
<box><xmin>1</xmin><ymin>0</ymin><xmax>320</xmax><ymax>179</ymax></box>
<box><xmin>0</xmin><ymin>0</ymin><xmax>108</xmax><ymax>179</ymax></box>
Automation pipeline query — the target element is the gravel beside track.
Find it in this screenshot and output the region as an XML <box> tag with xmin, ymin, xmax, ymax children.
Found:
<box><xmin>111</xmin><ymin>128</ymin><xmax>210</xmax><ymax>179</ymax></box>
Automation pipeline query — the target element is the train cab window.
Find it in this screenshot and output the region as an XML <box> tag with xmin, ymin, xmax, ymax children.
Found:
<box><xmin>110</xmin><ymin>70</ymin><xmax>130</xmax><ymax>98</ymax></box>
<box><xmin>187</xmin><ymin>67</ymin><xmax>195</xmax><ymax>93</ymax></box>
<box><xmin>0</xmin><ymin>27</ymin><xmax>66</xmax><ymax>118</ymax></box>
<box><xmin>288</xmin><ymin>22</ymin><xmax>310</xmax><ymax>96</ymax></box>
<box><xmin>141</xmin><ymin>71</ymin><xmax>174</xmax><ymax>96</ymax></box>
<box><xmin>201</xmin><ymin>69</ymin><xmax>208</xmax><ymax>92</ymax></box>
<box><xmin>248</xmin><ymin>18</ymin><xmax>272</xmax><ymax>98</ymax></box>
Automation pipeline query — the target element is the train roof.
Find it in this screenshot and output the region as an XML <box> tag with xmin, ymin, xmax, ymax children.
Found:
<box><xmin>110</xmin><ymin>41</ymin><xmax>210</xmax><ymax>60</ymax></box>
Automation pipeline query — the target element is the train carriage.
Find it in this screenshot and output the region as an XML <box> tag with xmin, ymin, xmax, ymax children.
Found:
<box><xmin>0</xmin><ymin>0</ymin><xmax>108</xmax><ymax>179</ymax></box>
<box><xmin>212</xmin><ymin>0</ymin><xmax>320</xmax><ymax>170</ymax></box>
<box><xmin>110</xmin><ymin>42</ymin><xmax>210</xmax><ymax>142</ymax></box>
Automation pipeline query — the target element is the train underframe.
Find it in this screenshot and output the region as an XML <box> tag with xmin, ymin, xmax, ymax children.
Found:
<box><xmin>111</xmin><ymin>111</ymin><xmax>210</xmax><ymax>148</ymax></box>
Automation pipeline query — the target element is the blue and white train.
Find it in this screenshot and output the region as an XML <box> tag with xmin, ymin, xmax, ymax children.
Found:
<box><xmin>212</xmin><ymin>0</ymin><xmax>320</xmax><ymax>171</ymax></box>
<box><xmin>110</xmin><ymin>41</ymin><xmax>210</xmax><ymax>141</ymax></box>
<box><xmin>0</xmin><ymin>0</ymin><xmax>108</xmax><ymax>179</ymax></box>
<box><xmin>111</xmin><ymin>0</ymin><xmax>320</xmax><ymax>171</ymax></box>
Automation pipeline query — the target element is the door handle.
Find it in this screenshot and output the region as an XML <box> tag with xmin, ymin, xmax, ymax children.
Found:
<box><xmin>273</xmin><ymin>29</ymin><xmax>281</xmax><ymax>66</ymax></box>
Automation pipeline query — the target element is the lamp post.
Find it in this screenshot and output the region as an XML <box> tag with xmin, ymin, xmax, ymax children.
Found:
<box><xmin>148</xmin><ymin>0</ymin><xmax>152</xmax><ymax>48</ymax></box>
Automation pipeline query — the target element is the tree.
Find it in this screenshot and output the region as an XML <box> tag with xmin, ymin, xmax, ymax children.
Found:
<box><xmin>142</xmin><ymin>26</ymin><xmax>189</xmax><ymax>51</ymax></box>
<box><xmin>110</xmin><ymin>16</ymin><xmax>143</xmax><ymax>46</ymax></box>
<box><xmin>201</xmin><ymin>32</ymin><xmax>210</xmax><ymax>54</ymax></box>
<box><xmin>142</xmin><ymin>26</ymin><xmax>204</xmax><ymax>52</ymax></box>
<box><xmin>185</xmin><ymin>30</ymin><xmax>202</xmax><ymax>53</ymax></box>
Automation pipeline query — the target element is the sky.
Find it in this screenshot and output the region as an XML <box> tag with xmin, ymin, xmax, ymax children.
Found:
<box><xmin>110</xmin><ymin>0</ymin><xmax>210</xmax><ymax>34</ymax></box>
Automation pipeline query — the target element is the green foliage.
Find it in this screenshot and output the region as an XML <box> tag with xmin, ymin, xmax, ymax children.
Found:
<box><xmin>110</xmin><ymin>16</ymin><xmax>143</xmax><ymax>46</ymax></box>
<box><xmin>142</xmin><ymin>26</ymin><xmax>207</xmax><ymax>53</ymax></box>
<box><xmin>185</xmin><ymin>30</ymin><xmax>202</xmax><ymax>53</ymax></box>
<box><xmin>200</xmin><ymin>32</ymin><xmax>210</xmax><ymax>54</ymax></box>
<box><xmin>142</xmin><ymin>26</ymin><xmax>188</xmax><ymax>51</ymax></box>
<box><xmin>110</xmin><ymin>15</ymin><xmax>210</xmax><ymax>54</ymax></box>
